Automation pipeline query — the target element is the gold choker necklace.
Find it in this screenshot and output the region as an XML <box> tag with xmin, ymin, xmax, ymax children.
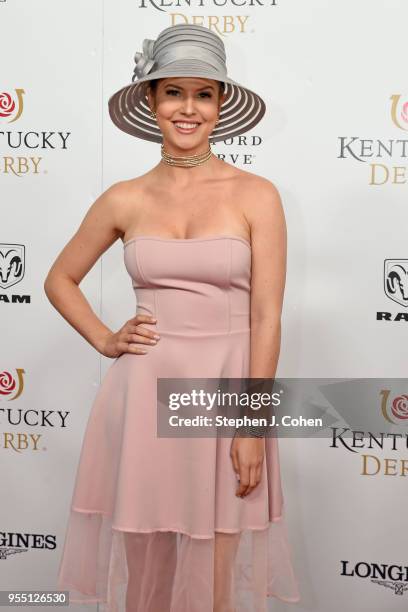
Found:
<box><xmin>161</xmin><ymin>144</ymin><xmax>212</xmax><ymax>167</ymax></box>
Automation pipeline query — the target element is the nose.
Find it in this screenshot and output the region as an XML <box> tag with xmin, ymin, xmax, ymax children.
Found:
<box><xmin>180</xmin><ymin>94</ymin><xmax>196</xmax><ymax>116</ymax></box>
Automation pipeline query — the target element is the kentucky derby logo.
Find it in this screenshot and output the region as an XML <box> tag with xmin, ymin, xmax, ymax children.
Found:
<box><xmin>337</xmin><ymin>94</ymin><xmax>408</xmax><ymax>186</ymax></box>
<box><xmin>0</xmin><ymin>369</ymin><xmax>25</xmax><ymax>400</ymax></box>
<box><xmin>136</xmin><ymin>0</ymin><xmax>278</xmax><ymax>33</ymax></box>
<box><xmin>384</xmin><ymin>259</ymin><xmax>408</xmax><ymax>308</ymax></box>
<box><xmin>0</xmin><ymin>244</ymin><xmax>25</xmax><ymax>289</ymax></box>
<box><xmin>390</xmin><ymin>94</ymin><xmax>408</xmax><ymax>131</ymax></box>
<box><xmin>138</xmin><ymin>0</ymin><xmax>277</xmax><ymax>9</ymax></box>
<box><xmin>380</xmin><ymin>390</ymin><xmax>408</xmax><ymax>424</ymax></box>
<box><xmin>0</xmin><ymin>89</ymin><xmax>70</xmax><ymax>176</ymax></box>
<box><xmin>0</xmin><ymin>89</ymin><xmax>25</xmax><ymax>122</ymax></box>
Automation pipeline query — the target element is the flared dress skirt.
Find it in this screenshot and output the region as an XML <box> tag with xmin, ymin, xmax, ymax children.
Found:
<box><xmin>57</xmin><ymin>235</ymin><xmax>300</xmax><ymax>611</ymax></box>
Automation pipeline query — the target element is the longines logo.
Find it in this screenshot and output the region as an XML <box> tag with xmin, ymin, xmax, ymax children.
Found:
<box><xmin>0</xmin><ymin>532</ymin><xmax>56</xmax><ymax>559</ymax></box>
<box><xmin>329</xmin><ymin>389</ymin><xmax>408</xmax><ymax>477</ymax></box>
<box><xmin>377</xmin><ymin>258</ymin><xmax>408</xmax><ymax>322</ymax></box>
<box><xmin>0</xmin><ymin>89</ymin><xmax>71</xmax><ymax>176</ymax></box>
<box><xmin>341</xmin><ymin>560</ymin><xmax>408</xmax><ymax>596</ymax></box>
<box><xmin>337</xmin><ymin>94</ymin><xmax>408</xmax><ymax>185</ymax></box>
<box><xmin>136</xmin><ymin>0</ymin><xmax>279</xmax><ymax>33</ymax></box>
<box><xmin>0</xmin><ymin>368</ymin><xmax>70</xmax><ymax>452</ymax></box>
<box><xmin>0</xmin><ymin>243</ymin><xmax>30</xmax><ymax>303</ymax></box>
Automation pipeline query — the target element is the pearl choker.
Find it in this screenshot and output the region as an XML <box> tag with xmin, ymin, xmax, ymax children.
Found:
<box><xmin>161</xmin><ymin>144</ymin><xmax>212</xmax><ymax>167</ymax></box>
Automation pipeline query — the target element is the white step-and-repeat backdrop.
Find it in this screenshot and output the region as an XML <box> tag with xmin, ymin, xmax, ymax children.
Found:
<box><xmin>1</xmin><ymin>1</ymin><xmax>407</xmax><ymax>611</ymax></box>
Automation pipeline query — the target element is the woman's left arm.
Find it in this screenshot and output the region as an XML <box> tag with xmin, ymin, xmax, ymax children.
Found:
<box><xmin>248</xmin><ymin>178</ymin><xmax>287</xmax><ymax>379</ymax></box>
<box><xmin>230</xmin><ymin>178</ymin><xmax>287</xmax><ymax>497</ymax></box>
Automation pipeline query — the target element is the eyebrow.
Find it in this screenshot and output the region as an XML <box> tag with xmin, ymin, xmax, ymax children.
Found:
<box><xmin>164</xmin><ymin>83</ymin><xmax>215</xmax><ymax>91</ymax></box>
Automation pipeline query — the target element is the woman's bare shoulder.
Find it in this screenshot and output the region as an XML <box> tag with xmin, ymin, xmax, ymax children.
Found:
<box><xmin>106</xmin><ymin>174</ymin><xmax>149</xmax><ymax>202</ymax></box>
<box><xmin>103</xmin><ymin>175</ymin><xmax>150</xmax><ymax>216</ymax></box>
<box><xmin>228</xmin><ymin>166</ymin><xmax>282</xmax><ymax>211</ymax></box>
<box><xmin>85</xmin><ymin>176</ymin><xmax>149</xmax><ymax>243</ymax></box>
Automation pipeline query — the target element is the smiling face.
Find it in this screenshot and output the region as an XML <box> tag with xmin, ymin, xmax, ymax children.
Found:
<box><xmin>146</xmin><ymin>77</ymin><xmax>226</xmax><ymax>153</ymax></box>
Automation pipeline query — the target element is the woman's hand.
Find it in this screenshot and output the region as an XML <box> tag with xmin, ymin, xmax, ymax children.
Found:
<box><xmin>230</xmin><ymin>436</ymin><xmax>265</xmax><ymax>498</ymax></box>
<box><xmin>99</xmin><ymin>315</ymin><xmax>160</xmax><ymax>358</ymax></box>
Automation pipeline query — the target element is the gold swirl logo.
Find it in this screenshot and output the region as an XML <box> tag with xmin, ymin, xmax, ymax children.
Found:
<box><xmin>381</xmin><ymin>389</ymin><xmax>408</xmax><ymax>423</ymax></box>
<box><xmin>0</xmin><ymin>368</ymin><xmax>25</xmax><ymax>400</ymax></box>
<box><xmin>390</xmin><ymin>94</ymin><xmax>408</xmax><ymax>131</ymax></box>
<box><xmin>0</xmin><ymin>88</ymin><xmax>25</xmax><ymax>122</ymax></box>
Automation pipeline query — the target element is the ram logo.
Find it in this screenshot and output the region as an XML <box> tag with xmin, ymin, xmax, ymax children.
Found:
<box><xmin>0</xmin><ymin>243</ymin><xmax>25</xmax><ymax>289</ymax></box>
<box><xmin>384</xmin><ymin>259</ymin><xmax>408</xmax><ymax>308</ymax></box>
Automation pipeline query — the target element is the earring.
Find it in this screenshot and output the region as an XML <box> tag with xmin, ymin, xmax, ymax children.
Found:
<box><xmin>151</xmin><ymin>110</ymin><xmax>157</xmax><ymax>119</ymax></box>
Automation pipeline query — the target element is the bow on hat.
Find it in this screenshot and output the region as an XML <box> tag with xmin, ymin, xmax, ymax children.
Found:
<box><xmin>132</xmin><ymin>39</ymin><xmax>155</xmax><ymax>81</ymax></box>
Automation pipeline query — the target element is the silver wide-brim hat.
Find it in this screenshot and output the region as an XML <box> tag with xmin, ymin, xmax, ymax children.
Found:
<box><xmin>108</xmin><ymin>24</ymin><xmax>266</xmax><ymax>144</ymax></box>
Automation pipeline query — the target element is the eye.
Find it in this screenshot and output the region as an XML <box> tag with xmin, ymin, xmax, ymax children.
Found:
<box><xmin>165</xmin><ymin>89</ymin><xmax>212</xmax><ymax>98</ymax></box>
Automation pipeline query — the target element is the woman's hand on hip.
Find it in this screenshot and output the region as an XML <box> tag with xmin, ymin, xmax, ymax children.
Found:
<box><xmin>230</xmin><ymin>436</ymin><xmax>265</xmax><ymax>498</ymax></box>
<box><xmin>99</xmin><ymin>314</ymin><xmax>160</xmax><ymax>358</ymax></box>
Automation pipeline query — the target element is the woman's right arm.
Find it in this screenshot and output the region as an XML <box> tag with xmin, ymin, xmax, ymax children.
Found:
<box><xmin>43</xmin><ymin>181</ymin><xmax>158</xmax><ymax>356</ymax></box>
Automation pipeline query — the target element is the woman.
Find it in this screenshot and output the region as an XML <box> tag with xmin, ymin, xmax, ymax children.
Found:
<box><xmin>46</xmin><ymin>24</ymin><xmax>300</xmax><ymax>612</ymax></box>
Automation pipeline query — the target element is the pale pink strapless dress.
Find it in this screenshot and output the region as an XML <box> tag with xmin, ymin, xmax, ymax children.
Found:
<box><xmin>57</xmin><ymin>235</ymin><xmax>300</xmax><ymax>611</ymax></box>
